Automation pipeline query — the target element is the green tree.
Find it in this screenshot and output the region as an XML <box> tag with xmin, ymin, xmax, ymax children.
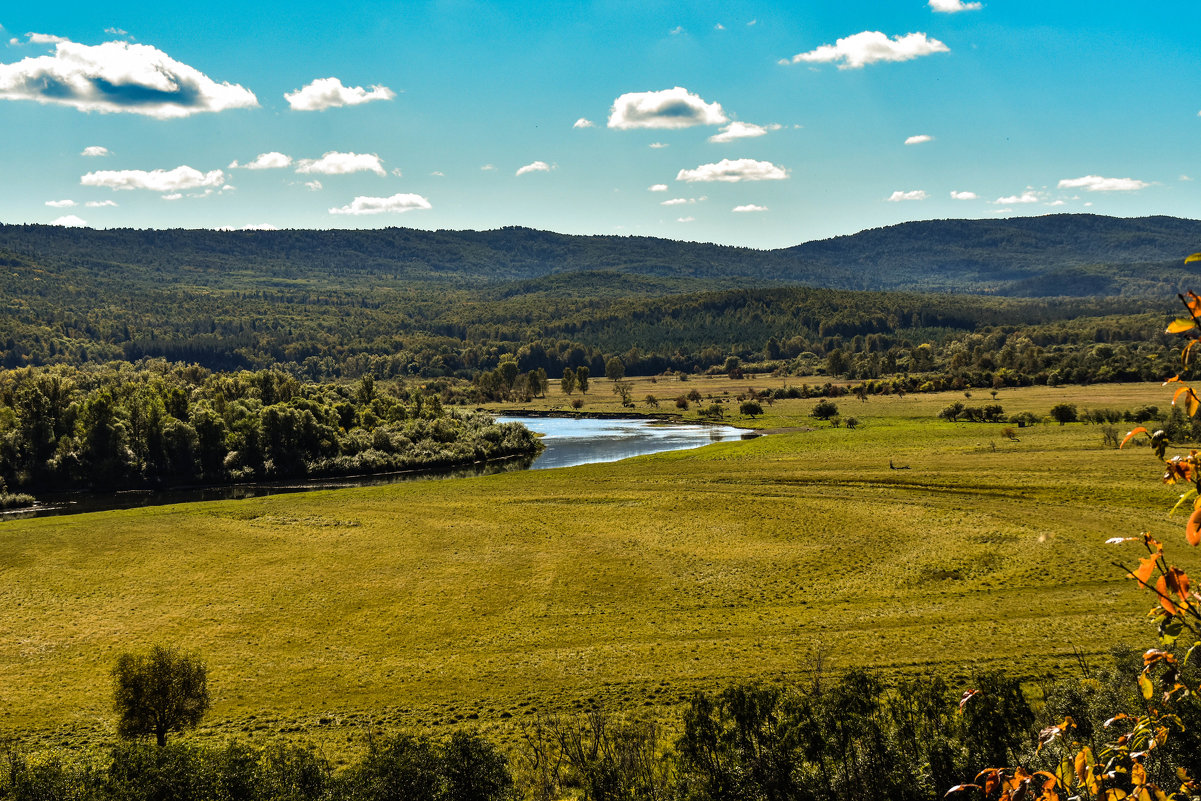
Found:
<box><xmin>811</xmin><ymin>399</ymin><xmax>839</xmax><ymax>420</ymax></box>
<box><xmin>113</xmin><ymin>645</ymin><xmax>211</xmax><ymax>747</ymax></box>
<box><xmin>1048</xmin><ymin>403</ymin><xmax>1078</xmax><ymax>425</ymax></box>
<box><xmin>560</xmin><ymin>367</ymin><xmax>577</xmax><ymax>396</ymax></box>
<box><xmin>605</xmin><ymin>356</ymin><xmax>626</xmax><ymax>382</ymax></box>
<box><xmin>576</xmin><ymin>366</ymin><xmax>590</xmax><ymax>394</ymax></box>
<box><xmin>740</xmin><ymin>399</ymin><xmax>763</xmax><ymax>418</ymax></box>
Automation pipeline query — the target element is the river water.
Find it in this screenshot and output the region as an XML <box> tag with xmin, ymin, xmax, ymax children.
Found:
<box><xmin>1</xmin><ymin>416</ymin><xmax>750</xmax><ymax>520</ymax></box>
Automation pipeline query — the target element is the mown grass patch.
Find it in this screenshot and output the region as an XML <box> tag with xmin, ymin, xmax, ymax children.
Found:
<box><xmin>0</xmin><ymin>382</ymin><xmax>1191</xmax><ymax>753</ymax></box>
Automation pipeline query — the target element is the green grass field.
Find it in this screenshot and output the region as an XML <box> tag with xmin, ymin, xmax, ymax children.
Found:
<box><xmin>1</xmin><ymin>381</ymin><xmax>1195</xmax><ymax>755</ymax></box>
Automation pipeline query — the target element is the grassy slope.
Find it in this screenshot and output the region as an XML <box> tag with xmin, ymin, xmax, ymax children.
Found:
<box><xmin>0</xmin><ymin>380</ymin><xmax>1194</xmax><ymax>753</ymax></box>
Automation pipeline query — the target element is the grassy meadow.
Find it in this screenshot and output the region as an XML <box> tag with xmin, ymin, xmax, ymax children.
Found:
<box><xmin>1</xmin><ymin>378</ymin><xmax>1196</xmax><ymax>755</ymax></box>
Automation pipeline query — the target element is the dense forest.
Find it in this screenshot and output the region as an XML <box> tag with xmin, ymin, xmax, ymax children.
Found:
<box><xmin>0</xmin><ymin>363</ymin><xmax>540</xmax><ymax>494</ymax></box>
<box><xmin>0</xmin><ymin>220</ymin><xmax>1186</xmax><ymax>387</ymax></box>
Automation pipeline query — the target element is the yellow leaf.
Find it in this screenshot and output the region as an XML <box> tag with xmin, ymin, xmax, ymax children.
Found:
<box><xmin>1167</xmin><ymin>318</ymin><xmax>1198</xmax><ymax>334</ymax></box>
<box><xmin>1139</xmin><ymin>671</ymin><xmax>1154</xmax><ymax>700</ymax></box>
<box><xmin>1186</xmin><ymin>253</ymin><xmax>1201</xmax><ymax>264</ymax></box>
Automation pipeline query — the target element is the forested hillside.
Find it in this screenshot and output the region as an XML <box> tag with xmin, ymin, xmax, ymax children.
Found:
<box><xmin>0</xmin><ymin>216</ymin><xmax>1189</xmax><ymax>384</ymax></box>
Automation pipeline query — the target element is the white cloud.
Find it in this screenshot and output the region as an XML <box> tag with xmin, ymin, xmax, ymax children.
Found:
<box><xmin>648</xmin><ymin>184</ymin><xmax>668</xmax><ymax>192</ymax></box>
<box><xmin>669</xmin><ymin>26</ymin><xmax>684</xmax><ymax>35</ymax></box>
<box><xmin>676</xmin><ymin>158</ymin><xmax>788</xmax><ymax>183</ymax></box>
<box><xmin>784</xmin><ymin>31</ymin><xmax>949</xmax><ymax>69</ymax></box>
<box><xmin>85</xmin><ymin>199</ymin><xmax>117</xmax><ymax>207</ymax></box>
<box><xmin>573</xmin><ymin>117</ymin><xmax>594</xmax><ymax>128</ymax></box>
<box><xmin>929</xmin><ymin>0</ymin><xmax>982</xmax><ymax>11</ymax></box>
<box><xmin>0</xmin><ymin>36</ymin><xmax>257</xmax><ymax>118</ymax></box>
<box><xmin>904</xmin><ymin>134</ymin><xmax>933</xmax><ymax>145</ymax></box>
<box><xmin>887</xmin><ymin>190</ymin><xmax>928</xmax><ymax>201</ymax></box>
<box><xmin>732</xmin><ymin>204</ymin><xmax>768</xmax><ymax>212</ymax></box>
<box><xmin>430</xmin><ymin>171</ymin><xmax>444</xmax><ymax>177</ymax></box>
<box><xmin>708</xmin><ymin>121</ymin><xmax>781</xmax><ymax>143</ymax></box>
<box><xmin>45</xmin><ymin>199</ymin><xmax>76</xmax><ymax>207</ymax></box>
<box><xmin>230</xmin><ymin>151</ymin><xmax>292</xmax><ymax>170</ymax></box>
<box><xmin>304</xmin><ymin>180</ymin><xmax>323</xmax><ymax>191</ymax></box>
<box><xmin>649</xmin><ymin>142</ymin><xmax>669</xmax><ymax>148</ymax></box>
<box><xmin>516</xmin><ymin>160</ymin><xmax>553</xmax><ymax>176</ymax></box>
<box><xmin>481</xmin><ymin>164</ymin><xmax>496</xmax><ymax>171</ymax></box>
<box><xmin>1046</xmin><ymin>200</ymin><xmax>1065</xmax><ymax>206</ymax></box>
<box><xmin>1057</xmin><ymin>175</ymin><xmax>1150</xmax><ymax>192</ymax></box>
<box><xmin>677</xmin><ymin>216</ymin><xmax>695</xmax><ymax>222</ymax></box>
<box><xmin>295</xmin><ymin>151</ymin><xmax>385</xmax><ymax>176</ymax></box>
<box><xmin>1181</xmin><ymin>175</ymin><xmax>1193</xmax><ymax>182</ymax></box>
<box><xmin>81</xmin><ymin>165</ymin><xmax>225</xmax><ymax>192</ymax></box>
<box><xmin>162</xmin><ymin>193</ymin><xmax>183</xmax><ymax>200</ymax></box>
<box><xmin>660</xmin><ymin>198</ymin><xmax>692</xmax><ymax>206</ymax></box>
<box><xmin>26</xmin><ymin>33</ymin><xmax>68</xmax><ymax>44</ymax></box>
<box><xmin>950</xmin><ymin>190</ymin><xmax>977</xmax><ymax>200</ymax></box>
<box><xmin>994</xmin><ymin>191</ymin><xmax>1042</xmax><ymax>204</ymax></box>
<box><xmin>714</xmin><ymin>23</ymin><xmax>725</xmax><ymax>30</ymax></box>
<box><xmin>608</xmin><ymin>86</ymin><xmax>727</xmax><ymax>129</ymax></box>
<box><xmin>104</xmin><ymin>27</ymin><xmax>130</xmax><ymax>37</ymax></box>
<box><xmin>50</xmin><ymin>214</ymin><xmax>87</xmax><ymax>226</ymax></box>
<box><xmin>81</xmin><ymin>145</ymin><xmax>109</xmax><ymax>157</ymax></box>
<box><xmin>284</xmin><ymin>77</ymin><xmax>395</xmax><ymax>111</ymax></box>
<box><xmin>328</xmin><ymin>193</ymin><xmax>432</xmax><ymax>215</ymax></box>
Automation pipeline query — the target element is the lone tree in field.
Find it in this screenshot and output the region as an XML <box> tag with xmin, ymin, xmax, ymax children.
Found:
<box><xmin>113</xmin><ymin>645</ymin><xmax>210</xmax><ymax>746</ymax></box>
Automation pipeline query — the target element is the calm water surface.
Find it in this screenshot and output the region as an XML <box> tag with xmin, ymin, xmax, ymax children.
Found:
<box><xmin>497</xmin><ymin>416</ymin><xmax>747</xmax><ymax>469</ymax></box>
<box><xmin>2</xmin><ymin>416</ymin><xmax>750</xmax><ymax>520</ymax></box>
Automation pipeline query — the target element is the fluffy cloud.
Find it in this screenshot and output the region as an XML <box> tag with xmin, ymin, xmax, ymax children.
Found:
<box><xmin>676</xmin><ymin>158</ymin><xmax>788</xmax><ymax>183</ymax></box>
<box><xmin>708</xmin><ymin>121</ymin><xmax>781</xmax><ymax>143</ymax></box>
<box><xmin>648</xmin><ymin>184</ymin><xmax>668</xmax><ymax>192</ymax></box>
<box><xmin>51</xmin><ymin>214</ymin><xmax>87</xmax><ymax>226</ymax></box>
<box><xmin>304</xmin><ymin>180</ymin><xmax>323</xmax><ymax>191</ymax></box>
<box><xmin>1057</xmin><ymin>175</ymin><xmax>1150</xmax><ymax>192</ymax></box>
<box><xmin>950</xmin><ymin>190</ymin><xmax>977</xmax><ymax>200</ymax></box>
<box><xmin>649</xmin><ymin>142</ymin><xmax>669</xmax><ymax>148</ymax></box>
<box><xmin>573</xmin><ymin>117</ymin><xmax>595</xmax><ymax>128</ymax></box>
<box><xmin>905</xmin><ymin>134</ymin><xmax>933</xmax><ymax>145</ymax></box>
<box><xmin>328</xmin><ymin>193</ymin><xmax>431</xmax><ymax>215</ymax></box>
<box><xmin>230</xmin><ymin>151</ymin><xmax>293</xmax><ymax>170</ymax></box>
<box><xmin>516</xmin><ymin>160</ymin><xmax>553</xmax><ymax>176</ymax></box>
<box><xmin>85</xmin><ymin>199</ymin><xmax>118</xmax><ymax>207</ymax></box>
<box><xmin>81</xmin><ymin>145</ymin><xmax>109</xmax><ymax>157</ymax></box>
<box><xmin>80</xmin><ymin>165</ymin><xmax>225</xmax><ymax>192</ymax></box>
<box><xmin>784</xmin><ymin>31</ymin><xmax>948</xmax><ymax>69</ymax></box>
<box><xmin>0</xmin><ymin>37</ymin><xmax>258</xmax><ymax>118</ymax></box>
<box><xmin>887</xmin><ymin>190</ymin><xmax>928</xmax><ymax>201</ymax></box>
<box><xmin>45</xmin><ymin>199</ymin><xmax>76</xmax><ymax>207</ymax></box>
<box><xmin>994</xmin><ymin>191</ymin><xmax>1042</xmax><ymax>204</ymax></box>
<box><xmin>660</xmin><ymin>198</ymin><xmax>693</xmax><ymax>206</ymax></box>
<box><xmin>295</xmin><ymin>152</ymin><xmax>385</xmax><ymax>176</ymax></box>
<box><xmin>732</xmin><ymin>204</ymin><xmax>768</xmax><ymax>212</ymax></box>
<box><xmin>284</xmin><ymin>77</ymin><xmax>395</xmax><ymax>111</ymax></box>
<box><xmin>608</xmin><ymin>87</ymin><xmax>727</xmax><ymax>129</ymax></box>
<box><xmin>929</xmin><ymin>0</ymin><xmax>982</xmax><ymax>11</ymax></box>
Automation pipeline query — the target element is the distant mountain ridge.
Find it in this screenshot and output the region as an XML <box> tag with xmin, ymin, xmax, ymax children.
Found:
<box><xmin>1</xmin><ymin>213</ymin><xmax>1198</xmax><ymax>297</ymax></box>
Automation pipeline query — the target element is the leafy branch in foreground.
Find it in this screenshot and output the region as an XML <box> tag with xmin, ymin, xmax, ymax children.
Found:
<box><xmin>950</xmin><ymin>262</ymin><xmax>1201</xmax><ymax>801</ymax></box>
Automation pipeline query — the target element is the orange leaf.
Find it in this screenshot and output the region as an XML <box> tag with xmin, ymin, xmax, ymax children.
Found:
<box><xmin>1132</xmin><ymin>763</ymin><xmax>1147</xmax><ymax>786</ymax></box>
<box><xmin>1121</xmin><ymin>427</ymin><xmax>1150</xmax><ymax>449</ymax></box>
<box><xmin>1167</xmin><ymin>318</ymin><xmax>1198</xmax><ymax>334</ymax></box>
<box><xmin>958</xmin><ymin>689</ymin><xmax>979</xmax><ymax>710</ymax></box>
<box><xmin>1188</xmin><ymin>508</ymin><xmax>1201</xmax><ymax>547</ymax></box>
<box><xmin>1156</xmin><ymin>576</ymin><xmax>1179</xmax><ymax>614</ymax></box>
<box><xmin>1131</xmin><ymin>554</ymin><xmax>1158</xmax><ymax>587</ymax></box>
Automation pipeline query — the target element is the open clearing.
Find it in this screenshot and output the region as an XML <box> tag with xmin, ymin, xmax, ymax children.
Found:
<box><xmin>0</xmin><ymin>381</ymin><xmax>1195</xmax><ymax>753</ymax></box>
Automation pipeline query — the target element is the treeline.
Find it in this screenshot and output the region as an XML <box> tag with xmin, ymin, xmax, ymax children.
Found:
<box><xmin>4</xmin><ymin>654</ymin><xmax>1198</xmax><ymax>800</ymax></box>
<box><xmin>0</xmin><ymin>363</ymin><xmax>540</xmax><ymax>494</ymax></box>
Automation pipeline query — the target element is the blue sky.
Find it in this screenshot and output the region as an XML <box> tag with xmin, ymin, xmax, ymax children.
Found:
<box><xmin>1</xmin><ymin>1</ymin><xmax>1198</xmax><ymax>248</ymax></box>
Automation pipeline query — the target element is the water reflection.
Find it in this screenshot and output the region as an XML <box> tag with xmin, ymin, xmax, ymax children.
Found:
<box><xmin>497</xmin><ymin>416</ymin><xmax>747</xmax><ymax>470</ymax></box>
